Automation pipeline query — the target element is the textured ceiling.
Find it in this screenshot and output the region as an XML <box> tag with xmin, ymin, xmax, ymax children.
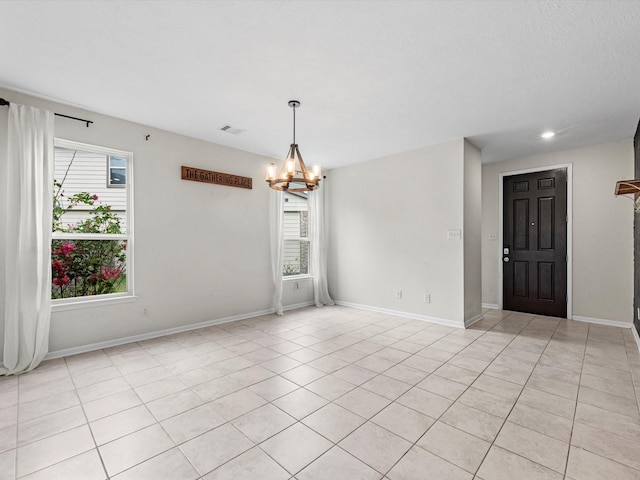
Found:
<box><xmin>1</xmin><ymin>1</ymin><xmax>639</xmax><ymax>168</ymax></box>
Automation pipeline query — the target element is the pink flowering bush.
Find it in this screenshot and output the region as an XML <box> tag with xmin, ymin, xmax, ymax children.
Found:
<box><xmin>52</xmin><ymin>180</ymin><xmax>126</xmax><ymax>299</ymax></box>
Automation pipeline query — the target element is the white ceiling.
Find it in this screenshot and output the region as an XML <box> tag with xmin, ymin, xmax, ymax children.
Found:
<box><xmin>2</xmin><ymin>1</ymin><xmax>639</xmax><ymax>168</ymax></box>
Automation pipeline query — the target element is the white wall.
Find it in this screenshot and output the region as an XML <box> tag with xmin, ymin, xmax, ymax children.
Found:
<box><xmin>481</xmin><ymin>140</ymin><xmax>634</xmax><ymax>323</ymax></box>
<box><xmin>327</xmin><ymin>138</ymin><xmax>480</xmax><ymax>326</ymax></box>
<box><xmin>463</xmin><ymin>140</ymin><xmax>482</xmax><ymax>323</ymax></box>
<box><xmin>0</xmin><ymin>87</ymin><xmax>313</xmax><ymax>356</ymax></box>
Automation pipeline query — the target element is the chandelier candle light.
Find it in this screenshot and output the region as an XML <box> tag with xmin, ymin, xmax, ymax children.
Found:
<box><xmin>266</xmin><ymin>100</ymin><xmax>321</xmax><ymax>192</ymax></box>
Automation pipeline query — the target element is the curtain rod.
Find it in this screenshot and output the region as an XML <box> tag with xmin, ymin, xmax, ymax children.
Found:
<box><xmin>0</xmin><ymin>97</ymin><xmax>93</xmax><ymax>127</ymax></box>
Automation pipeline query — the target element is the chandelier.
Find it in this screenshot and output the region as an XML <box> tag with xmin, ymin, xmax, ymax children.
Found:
<box><xmin>266</xmin><ymin>100</ymin><xmax>321</xmax><ymax>192</ymax></box>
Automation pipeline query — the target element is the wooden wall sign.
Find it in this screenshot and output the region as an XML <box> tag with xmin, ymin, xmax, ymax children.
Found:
<box><xmin>181</xmin><ymin>166</ymin><xmax>252</xmax><ymax>189</ymax></box>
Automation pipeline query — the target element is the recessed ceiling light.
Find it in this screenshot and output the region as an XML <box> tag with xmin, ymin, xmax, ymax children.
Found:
<box><xmin>541</xmin><ymin>131</ymin><xmax>555</xmax><ymax>139</ymax></box>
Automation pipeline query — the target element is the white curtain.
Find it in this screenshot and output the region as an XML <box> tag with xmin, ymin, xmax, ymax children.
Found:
<box><xmin>309</xmin><ymin>186</ymin><xmax>335</xmax><ymax>307</ymax></box>
<box><xmin>1</xmin><ymin>104</ymin><xmax>54</xmax><ymax>375</ymax></box>
<box><xmin>269</xmin><ymin>190</ymin><xmax>284</xmax><ymax>315</ymax></box>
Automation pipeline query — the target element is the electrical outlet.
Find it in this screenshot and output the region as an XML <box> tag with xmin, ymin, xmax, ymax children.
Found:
<box><xmin>396</xmin><ymin>290</ymin><xmax>402</xmax><ymax>300</ymax></box>
<box><xmin>424</xmin><ymin>293</ymin><xmax>431</xmax><ymax>303</ymax></box>
<box><xmin>447</xmin><ymin>230</ymin><xmax>462</xmax><ymax>240</ymax></box>
<box><xmin>141</xmin><ymin>306</ymin><xmax>150</xmax><ymax>317</ymax></box>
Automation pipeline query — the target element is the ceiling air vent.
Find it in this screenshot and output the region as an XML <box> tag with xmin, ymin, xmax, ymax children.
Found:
<box><xmin>219</xmin><ymin>125</ymin><xmax>245</xmax><ymax>135</ymax></box>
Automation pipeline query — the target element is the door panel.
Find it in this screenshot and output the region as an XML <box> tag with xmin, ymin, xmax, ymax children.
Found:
<box><xmin>503</xmin><ymin>169</ymin><xmax>567</xmax><ymax>317</ymax></box>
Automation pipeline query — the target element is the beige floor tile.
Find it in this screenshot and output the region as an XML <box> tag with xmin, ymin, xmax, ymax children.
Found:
<box><xmin>483</xmin><ymin>363</ymin><xmax>532</xmax><ymax>385</ymax></box>
<box><xmin>383</xmin><ymin>364</ymin><xmax>428</xmax><ymax>385</ymax></box>
<box><xmin>99</xmin><ymin>424</ymin><xmax>174</xmax><ymax>477</ymax></box>
<box><xmin>112</xmin><ymin>447</ymin><xmax>198</xmax><ymax>480</ymax></box>
<box><xmin>226</xmin><ymin>365</ymin><xmax>275</xmax><ymax>388</ymax></box>
<box><xmin>210</xmin><ymin>388</ymin><xmax>267</xmax><ymax>420</ymax></box>
<box><xmin>0</xmin><ymin>425</ymin><xmax>15</xmax><ymax>455</ymax></box>
<box><xmin>400</xmin><ymin>355</ymin><xmax>444</xmax><ymax>374</ymax></box>
<box><xmin>260</xmin><ymin>422</ymin><xmax>333</xmax><ymax>475</ymax></box>
<box><xmin>434</xmin><ymin>364</ymin><xmax>481</xmax><ymax>386</ymax></box>
<box><xmin>307</xmin><ymin>355</ymin><xmax>350</xmax><ymax>373</ymax></box>
<box><xmin>387</xmin><ymin>446</ymin><xmax>472</xmax><ymax>480</ymax></box>
<box><xmin>71</xmin><ymin>365</ymin><xmax>122</xmax><ymax>388</ymax></box>
<box><xmin>526</xmin><ymin>374</ymin><xmax>579</xmax><ymax>400</ymax></box>
<box><xmin>580</xmin><ymin>373</ymin><xmax>636</xmax><ymax>400</ymax></box>
<box><xmin>146</xmin><ymin>388</ymin><xmax>204</xmax><ymax>421</ymax></box>
<box><xmin>335</xmin><ymin>387</ymin><xmax>391</xmax><ymax>419</ymax></box>
<box><xmin>565</xmin><ymin>446</ymin><xmax>640</xmax><ymax>480</ymax></box>
<box><xmin>370</xmin><ymin>402</ymin><xmax>435</xmax><ymax>443</ymax></box>
<box><xmin>260</xmin><ymin>356</ymin><xmax>302</xmax><ymax>374</ymax></box>
<box><xmin>476</xmin><ymin>445</ymin><xmax>563</xmax><ymax>480</ymax></box>
<box><xmin>272</xmin><ymin>388</ymin><xmax>328</xmax><ymax>419</ymax></box>
<box><xmin>396</xmin><ymin>387</ymin><xmax>452</xmax><ymax>418</ymax></box>
<box><xmin>302</xmin><ymin>403</ymin><xmax>366</xmax><ymax>443</ymax></box>
<box><xmin>82</xmin><ymin>390</ymin><xmax>141</xmax><ymax>422</ymax></box>
<box><xmin>0</xmin><ymin>449</ymin><xmax>15</xmax><ymax>480</ymax></box>
<box><xmin>495</xmin><ymin>421</ymin><xmax>568</xmax><ymax>473</ymax></box>
<box><xmin>354</xmin><ymin>355</ymin><xmax>396</xmax><ymax>374</ymax></box>
<box><xmin>447</xmin><ymin>354</ymin><xmax>492</xmax><ymax>373</ymax></box>
<box><xmin>297</xmin><ymin>446</ymin><xmax>382</xmax><ymax>480</ymax></box>
<box><xmin>17</xmin><ymin>390</ymin><xmax>79</xmax><ymax>424</ymax></box>
<box><xmin>506</xmin><ymin>403</ymin><xmax>573</xmax><ymax>443</ymax></box>
<box><xmin>417</xmin><ymin>421</ymin><xmax>490</xmax><ymax>473</ymax></box>
<box><xmin>417</xmin><ymin>374</ymin><xmax>467</xmax><ymax>400</ymax></box>
<box><xmin>123</xmin><ymin>365</ymin><xmax>172</xmax><ymax>388</ymax></box>
<box><xmin>361</xmin><ymin>375</ymin><xmax>411</xmax><ymax>400</ymax></box>
<box><xmin>90</xmin><ymin>404</ymin><xmax>156</xmax><ymax>445</ymax></box>
<box><xmin>16</xmin><ymin>425</ymin><xmax>94</xmax><ymax>478</ymax></box>
<box><xmin>517</xmin><ymin>387</ymin><xmax>576</xmax><ymax>419</ymax></box>
<box><xmin>440</xmin><ymin>402</ymin><xmax>503</xmax><ymax>442</ymax></box>
<box><xmin>231</xmin><ymin>403</ymin><xmax>295</xmax><ymax>443</ymax></box>
<box><xmin>333</xmin><ymin>365</ymin><xmax>378</xmax><ymax>386</ymax></box>
<box><xmin>133</xmin><ymin>377</ymin><xmax>187</xmax><ymax>403</ymax></box>
<box><xmin>339</xmin><ymin>421</ymin><xmax>412</xmax><ymax>474</ymax></box>
<box><xmin>17</xmin><ymin>405</ymin><xmax>86</xmax><ymax>447</ymax></box>
<box><xmin>180</xmin><ymin>422</ymin><xmax>253</xmax><ymax>476</ymax></box>
<box><xmin>287</xmin><ymin>347</ymin><xmax>326</xmax><ymax>363</ymax></box>
<box><xmin>18</xmin><ymin>449</ymin><xmax>105</xmax><ymax>480</ymax></box>
<box><xmin>574</xmin><ymin>402</ymin><xmax>640</xmax><ymax>440</ymax></box>
<box><xmin>247</xmin><ymin>375</ymin><xmax>299</xmax><ymax>401</ymax></box>
<box><xmin>458</xmin><ymin>387</ymin><xmax>515</xmax><ymax>418</ymax></box>
<box><xmin>202</xmin><ymin>446</ymin><xmax>290</xmax><ymax>480</ymax></box>
<box><xmin>470</xmin><ymin>374</ymin><xmax>522</xmax><ymax>402</ymax></box>
<box><xmin>191</xmin><ymin>376</ymin><xmax>244</xmax><ymax>402</ymax></box>
<box><xmin>571</xmin><ymin>422</ymin><xmax>640</xmax><ymax>471</ymax></box>
<box><xmin>160</xmin><ymin>404</ymin><xmax>225</xmax><ymax>444</ymax></box>
<box><xmin>76</xmin><ymin>377</ymin><xmax>131</xmax><ymax>403</ymax></box>
<box><xmin>306</xmin><ymin>374</ymin><xmax>357</xmax><ymax>401</ymax></box>
<box><xmin>578</xmin><ymin>385</ymin><xmax>640</xmax><ymax>417</ymax></box>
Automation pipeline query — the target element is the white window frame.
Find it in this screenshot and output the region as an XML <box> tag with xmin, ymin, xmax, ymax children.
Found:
<box><xmin>107</xmin><ymin>155</ymin><xmax>127</xmax><ymax>188</ymax></box>
<box><xmin>282</xmin><ymin>194</ymin><xmax>312</xmax><ymax>280</ymax></box>
<box><xmin>52</xmin><ymin>138</ymin><xmax>135</xmax><ymax>311</ymax></box>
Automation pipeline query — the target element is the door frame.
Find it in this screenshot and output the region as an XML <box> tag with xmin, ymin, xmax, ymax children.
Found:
<box><xmin>498</xmin><ymin>163</ymin><xmax>573</xmax><ymax>319</ymax></box>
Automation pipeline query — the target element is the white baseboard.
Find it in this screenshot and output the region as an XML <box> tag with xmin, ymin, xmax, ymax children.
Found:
<box><xmin>335</xmin><ymin>301</ymin><xmax>465</xmax><ymax>329</ymax></box>
<box><xmin>482</xmin><ymin>303</ymin><xmax>500</xmax><ymax>310</ymax></box>
<box><xmin>572</xmin><ymin>315</ymin><xmax>635</xmax><ymax>329</ymax></box>
<box><xmin>45</xmin><ymin>307</ymin><xmax>280</xmax><ymax>360</ymax></box>
<box><xmin>464</xmin><ymin>313</ymin><xmax>484</xmax><ymax>328</ymax></box>
<box><xmin>283</xmin><ymin>301</ymin><xmax>315</xmax><ymax>311</ymax></box>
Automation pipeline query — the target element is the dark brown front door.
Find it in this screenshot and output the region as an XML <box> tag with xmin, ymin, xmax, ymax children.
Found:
<box><xmin>503</xmin><ymin>169</ymin><xmax>567</xmax><ymax>317</ymax></box>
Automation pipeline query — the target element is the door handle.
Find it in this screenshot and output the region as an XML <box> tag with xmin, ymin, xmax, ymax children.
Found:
<box><xmin>503</xmin><ymin>257</ymin><xmax>509</xmax><ymax>262</ymax></box>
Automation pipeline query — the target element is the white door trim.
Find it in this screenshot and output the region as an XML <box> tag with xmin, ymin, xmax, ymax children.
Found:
<box><xmin>498</xmin><ymin>164</ymin><xmax>573</xmax><ymax>319</ymax></box>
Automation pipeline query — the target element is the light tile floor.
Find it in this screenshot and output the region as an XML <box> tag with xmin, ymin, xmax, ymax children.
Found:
<box><xmin>2</xmin><ymin>306</ymin><xmax>640</xmax><ymax>479</ymax></box>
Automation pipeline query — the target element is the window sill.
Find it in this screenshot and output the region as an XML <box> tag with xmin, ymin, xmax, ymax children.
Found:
<box><xmin>51</xmin><ymin>294</ymin><xmax>138</xmax><ymax>312</ymax></box>
<box><xmin>282</xmin><ymin>275</ymin><xmax>313</xmax><ymax>282</ymax></box>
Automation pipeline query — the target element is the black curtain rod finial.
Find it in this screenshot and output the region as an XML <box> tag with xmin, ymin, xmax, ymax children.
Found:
<box><xmin>0</xmin><ymin>98</ymin><xmax>9</xmax><ymax>106</ymax></box>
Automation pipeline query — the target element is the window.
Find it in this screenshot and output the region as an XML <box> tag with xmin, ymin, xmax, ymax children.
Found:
<box><xmin>52</xmin><ymin>139</ymin><xmax>132</xmax><ymax>302</ymax></box>
<box><xmin>108</xmin><ymin>155</ymin><xmax>127</xmax><ymax>187</ymax></box>
<box><xmin>283</xmin><ymin>192</ymin><xmax>309</xmax><ymax>276</ymax></box>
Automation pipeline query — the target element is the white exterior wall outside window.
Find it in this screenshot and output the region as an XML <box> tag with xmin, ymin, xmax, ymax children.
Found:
<box><xmin>52</xmin><ymin>138</ymin><xmax>134</xmax><ymax>309</ymax></box>
<box><xmin>283</xmin><ymin>191</ymin><xmax>309</xmax><ymax>277</ymax></box>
